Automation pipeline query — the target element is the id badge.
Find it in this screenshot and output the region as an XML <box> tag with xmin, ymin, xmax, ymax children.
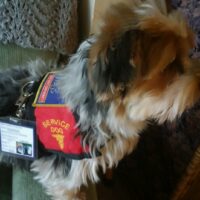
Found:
<box><xmin>0</xmin><ymin>117</ymin><xmax>37</xmax><ymax>160</ymax></box>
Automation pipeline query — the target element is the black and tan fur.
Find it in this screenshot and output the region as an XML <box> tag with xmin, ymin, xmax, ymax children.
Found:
<box><xmin>0</xmin><ymin>0</ymin><xmax>200</xmax><ymax>199</ymax></box>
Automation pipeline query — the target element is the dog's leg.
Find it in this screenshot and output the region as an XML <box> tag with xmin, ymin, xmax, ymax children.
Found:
<box><xmin>31</xmin><ymin>156</ymin><xmax>100</xmax><ymax>200</ymax></box>
<box><xmin>31</xmin><ymin>132</ymin><xmax>140</xmax><ymax>200</ymax></box>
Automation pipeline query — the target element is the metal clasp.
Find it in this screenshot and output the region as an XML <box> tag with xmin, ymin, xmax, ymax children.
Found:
<box><xmin>15</xmin><ymin>81</ymin><xmax>35</xmax><ymax>118</ymax></box>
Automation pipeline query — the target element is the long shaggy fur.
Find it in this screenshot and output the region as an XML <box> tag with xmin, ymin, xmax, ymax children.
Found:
<box><xmin>0</xmin><ymin>0</ymin><xmax>200</xmax><ymax>199</ymax></box>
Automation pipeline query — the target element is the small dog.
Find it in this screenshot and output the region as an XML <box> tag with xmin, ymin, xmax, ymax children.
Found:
<box><xmin>1</xmin><ymin>0</ymin><xmax>200</xmax><ymax>199</ymax></box>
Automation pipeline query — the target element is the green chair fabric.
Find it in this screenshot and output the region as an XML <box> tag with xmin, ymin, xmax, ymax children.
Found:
<box><xmin>0</xmin><ymin>43</ymin><xmax>58</xmax><ymax>69</ymax></box>
<box><xmin>0</xmin><ymin>165</ymin><xmax>12</xmax><ymax>200</ymax></box>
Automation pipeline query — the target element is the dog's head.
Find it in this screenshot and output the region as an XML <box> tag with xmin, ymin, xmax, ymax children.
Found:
<box><xmin>88</xmin><ymin>0</ymin><xmax>195</xmax><ymax>105</ymax></box>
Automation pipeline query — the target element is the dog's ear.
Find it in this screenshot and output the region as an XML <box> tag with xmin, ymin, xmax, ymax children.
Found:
<box><xmin>88</xmin><ymin>3</ymin><xmax>138</xmax><ymax>102</ymax></box>
<box><xmin>89</xmin><ymin>31</ymin><xmax>137</xmax><ymax>102</ymax></box>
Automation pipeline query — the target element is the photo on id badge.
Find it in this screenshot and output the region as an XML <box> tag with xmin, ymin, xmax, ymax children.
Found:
<box><xmin>16</xmin><ymin>142</ymin><xmax>32</xmax><ymax>156</ymax></box>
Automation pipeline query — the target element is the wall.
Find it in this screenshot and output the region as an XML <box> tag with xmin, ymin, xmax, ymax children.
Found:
<box><xmin>79</xmin><ymin>0</ymin><xmax>95</xmax><ymax>41</ymax></box>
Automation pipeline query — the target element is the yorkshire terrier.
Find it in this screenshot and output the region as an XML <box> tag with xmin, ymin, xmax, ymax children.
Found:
<box><xmin>0</xmin><ymin>0</ymin><xmax>200</xmax><ymax>199</ymax></box>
